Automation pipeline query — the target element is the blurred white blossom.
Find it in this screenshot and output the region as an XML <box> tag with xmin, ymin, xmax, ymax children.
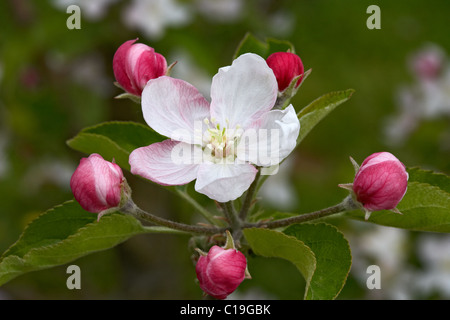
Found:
<box><xmin>195</xmin><ymin>0</ymin><xmax>243</xmax><ymax>23</ymax></box>
<box><xmin>52</xmin><ymin>0</ymin><xmax>118</xmax><ymax>21</ymax></box>
<box><xmin>384</xmin><ymin>44</ymin><xmax>450</xmax><ymax>146</ymax></box>
<box><xmin>123</xmin><ymin>0</ymin><xmax>191</xmax><ymax>40</ymax></box>
<box><xmin>21</xmin><ymin>158</ymin><xmax>75</xmax><ymax>194</ymax></box>
<box><xmin>415</xmin><ymin>234</ymin><xmax>450</xmax><ymax>297</ymax></box>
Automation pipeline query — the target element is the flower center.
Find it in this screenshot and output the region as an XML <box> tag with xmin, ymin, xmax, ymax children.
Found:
<box><xmin>202</xmin><ymin>118</ymin><xmax>242</xmax><ymax>163</ymax></box>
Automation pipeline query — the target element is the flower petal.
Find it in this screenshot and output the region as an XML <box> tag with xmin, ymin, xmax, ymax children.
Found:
<box><xmin>141</xmin><ymin>76</ymin><xmax>210</xmax><ymax>144</ymax></box>
<box><xmin>195</xmin><ymin>162</ymin><xmax>257</xmax><ymax>202</ymax></box>
<box><xmin>236</xmin><ymin>105</ymin><xmax>300</xmax><ymax>166</ymax></box>
<box><xmin>129</xmin><ymin>139</ymin><xmax>201</xmax><ymax>186</ymax></box>
<box><xmin>113</xmin><ymin>39</ymin><xmax>140</xmax><ymax>96</ymax></box>
<box><xmin>210</xmin><ymin>53</ymin><xmax>278</xmax><ymax>129</ymax></box>
<box><xmin>134</xmin><ymin>48</ymin><xmax>167</xmax><ymax>91</ymax></box>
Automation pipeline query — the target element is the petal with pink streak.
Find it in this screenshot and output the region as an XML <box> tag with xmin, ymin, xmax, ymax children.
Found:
<box><xmin>129</xmin><ymin>139</ymin><xmax>201</xmax><ymax>186</ymax></box>
<box><xmin>141</xmin><ymin>76</ymin><xmax>210</xmax><ymax>144</ymax></box>
<box><xmin>113</xmin><ymin>39</ymin><xmax>139</xmax><ymax>96</ymax></box>
<box><xmin>132</xmin><ymin>45</ymin><xmax>167</xmax><ymax>92</ymax></box>
<box><xmin>210</xmin><ymin>53</ymin><xmax>278</xmax><ymax>129</ymax></box>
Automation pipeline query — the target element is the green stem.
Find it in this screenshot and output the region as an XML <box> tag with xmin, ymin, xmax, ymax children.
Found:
<box><xmin>222</xmin><ymin>201</ymin><xmax>245</xmax><ymax>245</ymax></box>
<box><xmin>175</xmin><ymin>188</ymin><xmax>223</xmax><ymax>226</ymax></box>
<box><xmin>121</xmin><ymin>199</ymin><xmax>227</xmax><ymax>235</ymax></box>
<box><xmin>239</xmin><ymin>170</ymin><xmax>261</xmax><ymax>221</ymax></box>
<box><xmin>244</xmin><ymin>196</ymin><xmax>357</xmax><ymax>229</ymax></box>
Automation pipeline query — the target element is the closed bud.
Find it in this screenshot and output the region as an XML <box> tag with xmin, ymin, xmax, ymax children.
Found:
<box><xmin>195</xmin><ymin>231</ymin><xmax>249</xmax><ymax>299</ymax></box>
<box><xmin>70</xmin><ymin>154</ymin><xmax>125</xmax><ymax>214</ymax></box>
<box><xmin>113</xmin><ymin>39</ymin><xmax>167</xmax><ymax>97</ymax></box>
<box><xmin>340</xmin><ymin>152</ymin><xmax>409</xmax><ymax>220</ymax></box>
<box><xmin>266</xmin><ymin>51</ymin><xmax>304</xmax><ymax>92</ymax></box>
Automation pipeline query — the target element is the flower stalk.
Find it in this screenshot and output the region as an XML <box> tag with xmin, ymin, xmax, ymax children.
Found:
<box><xmin>120</xmin><ymin>199</ymin><xmax>227</xmax><ymax>235</ymax></box>
<box><xmin>243</xmin><ymin>195</ymin><xmax>358</xmax><ymax>229</ymax></box>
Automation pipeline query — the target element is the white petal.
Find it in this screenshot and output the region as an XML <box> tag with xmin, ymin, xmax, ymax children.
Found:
<box><xmin>141</xmin><ymin>76</ymin><xmax>210</xmax><ymax>144</ymax></box>
<box><xmin>129</xmin><ymin>139</ymin><xmax>201</xmax><ymax>186</ymax></box>
<box><xmin>236</xmin><ymin>104</ymin><xmax>300</xmax><ymax>166</ymax></box>
<box><xmin>195</xmin><ymin>162</ymin><xmax>257</xmax><ymax>202</ymax></box>
<box><xmin>210</xmin><ymin>53</ymin><xmax>278</xmax><ymax>129</ymax></box>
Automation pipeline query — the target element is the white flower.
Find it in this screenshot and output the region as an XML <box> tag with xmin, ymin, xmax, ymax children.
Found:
<box><xmin>123</xmin><ymin>0</ymin><xmax>191</xmax><ymax>40</ymax></box>
<box><xmin>129</xmin><ymin>53</ymin><xmax>300</xmax><ymax>202</ymax></box>
<box><xmin>52</xmin><ymin>0</ymin><xmax>118</xmax><ymax>21</ymax></box>
<box><xmin>195</xmin><ymin>0</ymin><xmax>243</xmax><ymax>23</ymax></box>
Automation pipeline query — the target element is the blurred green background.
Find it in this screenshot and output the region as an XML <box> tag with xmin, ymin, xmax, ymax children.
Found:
<box><xmin>0</xmin><ymin>0</ymin><xmax>449</xmax><ymax>299</ymax></box>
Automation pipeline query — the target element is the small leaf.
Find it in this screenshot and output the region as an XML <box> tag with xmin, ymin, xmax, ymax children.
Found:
<box><xmin>233</xmin><ymin>33</ymin><xmax>268</xmax><ymax>60</ymax></box>
<box><xmin>67</xmin><ymin>121</ymin><xmax>165</xmax><ymax>170</ymax></box>
<box><xmin>114</xmin><ymin>92</ymin><xmax>141</xmax><ymax>104</ymax></box>
<box><xmin>233</xmin><ymin>33</ymin><xmax>295</xmax><ymax>60</ymax></box>
<box><xmin>266</xmin><ymin>38</ymin><xmax>296</xmax><ymax>55</ymax></box>
<box><xmin>0</xmin><ymin>201</ymin><xmax>176</xmax><ymax>286</ymax></box>
<box><xmin>346</xmin><ymin>180</ymin><xmax>450</xmax><ymax>233</ymax></box>
<box><xmin>283</xmin><ymin>223</ymin><xmax>352</xmax><ymax>300</ymax></box>
<box><xmin>243</xmin><ymin>228</ymin><xmax>316</xmax><ymax>299</ymax></box>
<box><xmin>297</xmin><ymin>89</ymin><xmax>355</xmax><ymax>146</ymax></box>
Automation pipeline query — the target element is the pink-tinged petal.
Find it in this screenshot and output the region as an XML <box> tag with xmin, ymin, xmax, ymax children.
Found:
<box><xmin>129</xmin><ymin>139</ymin><xmax>201</xmax><ymax>186</ymax></box>
<box><xmin>125</xmin><ymin>43</ymin><xmax>155</xmax><ymax>93</ymax></box>
<box><xmin>113</xmin><ymin>39</ymin><xmax>139</xmax><ymax>95</ymax></box>
<box><xmin>129</xmin><ymin>45</ymin><xmax>167</xmax><ymax>92</ymax></box>
<box><xmin>195</xmin><ymin>162</ymin><xmax>257</xmax><ymax>202</ymax></box>
<box><xmin>141</xmin><ymin>76</ymin><xmax>210</xmax><ymax>144</ymax></box>
<box><xmin>236</xmin><ymin>104</ymin><xmax>300</xmax><ymax>166</ymax></box>
<box><xmin>210</xmin><ymin>53</ymin><xmax>278</xmax><ymax>129</ymax></box>
<box><xmin>359</xmin><ymin>151</ymin><xmax>403</xmax><ymax>169</ymax></box>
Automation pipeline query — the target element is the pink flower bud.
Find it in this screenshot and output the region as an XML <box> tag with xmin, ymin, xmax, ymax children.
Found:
<box><xmin>352</xmin><ymin>152</ymin><xmax>408</xmax><ymax>217</ymax></box>
<box><xmin>195</xmin><ymin>245</ymin><xmax>248</xmax><ymax>299</ymax></box>
<box><xmin>113</xmin><ymin>39</ymin><xmax>167</xmax><ymax>96</ymax></box>
<box><xmin>70</xmin><ymin>154</ymin><xmax>125</xmax><ymax>213</ymax></box>
<box><xmin>266</xmin><ymin>52</ymin><xmax>304</xmax><ymax>92</ymax></box>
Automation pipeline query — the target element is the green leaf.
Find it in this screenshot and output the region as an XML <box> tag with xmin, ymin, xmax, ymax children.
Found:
<box><xmin>346</xmin><ymin>169</ymin><xmax>450</xmax><ymax>232</ymax></box>
<box><xmin>266</xmin><ymin>37</ymin><xmax>296</xmax><ymax>55</ymax></box>
<box><xmin>233</xmin><ymin>33</ymin><xmax>268</xmax><ymax>60</ymax></box>
<box><xmin>0</xmin><ymin>201</ymin><xmax>177</xmax><ymax>287</ymax></box>
<box><xmin>67</xmin><ymin>121</ymin><xmax>165</xmax><ymax>170</ymax></box>
<box><xmin>407</xmin><ymin>167</ymin><xmax>450</xmax><ymax>194</ymax></box>
<box><xmin>233</xmin><ymin>33</ymin><xmax>295</xmax><ymax>60</ymax></box>
<box><xmin>283</xmin><ymin>223</ymin><xmax>352</xmax><ymax>300</ymax></box>
<box><xmin>297</xmin><ymin>89</ymin><xmax>355</xmax><ymax>146</ymax></box>
<box><xmin>243</xmin><ymin>228</ymin><xmax>316</xmax><ymax>299</ymax></box>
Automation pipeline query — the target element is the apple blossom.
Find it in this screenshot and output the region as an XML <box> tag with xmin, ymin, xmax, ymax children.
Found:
<box><xmin>113</xmin><ymin>39</ymin><xmax>167</xmax><ymax>96</ymax></box>
<box><xmin>129</xmin><ymin>53</ymin><xmax>300</xmax><ymax>203</ymax></box>
<box><xmin>340</xmin><ymin>152</ymin><xmax>409</xmax><ymax>220</ymax></box>
<box><xmin>70</xmin><ymin>153</ymin><xmax>125</xmax><ymax>213</ymax></box>
<box><xmin>266</xmin><ymin>51</ymin><xmax>304</xmax><ymax>92</ymax></box>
